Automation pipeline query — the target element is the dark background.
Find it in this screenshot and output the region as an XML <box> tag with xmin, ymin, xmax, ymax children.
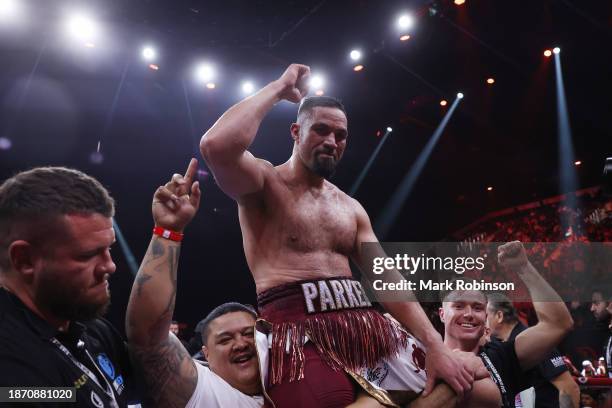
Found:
<box><xmin>1</xmin><ymin>0</ymin><xmax>610</xmax><ymax>333</ymax></box>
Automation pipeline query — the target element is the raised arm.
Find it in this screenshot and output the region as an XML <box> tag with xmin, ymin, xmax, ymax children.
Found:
<box><xmin>350</xmin><ymin>201</ymin><xmax>473</xmax><ymax>399</ymax></box>
<box><xmin>551</xmin><ymin>371</ymin><xmax>580</xmax><ymax>408</ymax></box>
<box><xmin>126</xmin><ymin>159</ymin><xmax>201</xmax><ymax>407</ymax></box>
<box><xmin>200</xmin><ymin>63</ymin><xmax>310</xmax><ymax>200</ymax></box>
<box><xmin>497</xmin><ymin>241</ymin><xmax>574</xmax><ymax>371</ymax></box>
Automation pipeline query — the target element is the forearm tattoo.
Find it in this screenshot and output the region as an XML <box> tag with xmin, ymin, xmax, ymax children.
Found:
<box><xmin>130</xmin><ymin>335</ymin><xmax>197</xmax><ymax>408</ymax></box>
<box><xmin>129</xmin><ymin>239</ymin><xmax>195</xmax><ymax>406</ymax></box>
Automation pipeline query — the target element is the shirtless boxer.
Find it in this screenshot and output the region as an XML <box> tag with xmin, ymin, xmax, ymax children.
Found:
<box><xmin>200</xmin><ymin>63</ymin><xmax>473</xmax><ymax>407</ymax></box>
<box><xmin>123</xmin><ymin>160</ymin><xmax>455</xmax><ymax>408</ymax></box>
<box><xmin>439</xmin><ymin>241</ymin><xmax>574</xmax><ymax>408</ymax></box>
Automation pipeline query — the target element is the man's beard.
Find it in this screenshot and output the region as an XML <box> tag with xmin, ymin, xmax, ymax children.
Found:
<box><xmin>36</xmin><ymin>276</ymin><xmax>110</xmax><ymax>322</ymax></box>
<box><xmin>311</xmin><ymin>155</ymin><xmax>338</xmax><ymax>179</ymax></box>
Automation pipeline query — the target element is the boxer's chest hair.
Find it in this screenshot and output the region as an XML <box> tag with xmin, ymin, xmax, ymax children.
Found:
<box><xmin>279</xmin><ymin>185</ymin><xmax>356</xmax><ymax>255</ymax></box>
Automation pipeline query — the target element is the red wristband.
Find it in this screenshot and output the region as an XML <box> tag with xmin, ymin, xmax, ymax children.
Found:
<box><xmin>152</xmin><ymin>226</ymin><xmax>184</xmax><ymax>242</ymax></box>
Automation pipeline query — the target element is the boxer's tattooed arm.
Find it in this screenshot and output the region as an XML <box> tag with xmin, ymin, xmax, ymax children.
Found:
<box><xmin>129</xmin><ymin>238</ymin><xmax>180</xmax><ymax>342</ymax></box>
<box><xmin>127</xmin><ymin>237</ymin><xmax>197</xmax><ymax>404</ymax></box>
<box><xmin>129</xmin><ymin>335</ymin><xmax>197</xmax><ymax>408</ymax></box>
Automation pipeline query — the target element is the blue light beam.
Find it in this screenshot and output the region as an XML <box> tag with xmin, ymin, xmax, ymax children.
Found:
<box><xmin>349</xmin><ymin>129</ymin><xmax>393</xmax><ymax>197</ymax></box>
<box><xmin>374</xmin><ymin>96</ymin><xmax>463</xmax><ymax>239</ymax></box>
<box><xmin>112</xmin><ymin>219</ymin><xmax>138</xmax><ymax>277</ymax></box>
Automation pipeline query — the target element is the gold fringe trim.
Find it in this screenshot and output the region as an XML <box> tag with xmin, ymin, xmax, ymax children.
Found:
<box><xmin>270</xmin><ymin>309</ymin><xmax>408</xmax><ymax>385</ymax></box>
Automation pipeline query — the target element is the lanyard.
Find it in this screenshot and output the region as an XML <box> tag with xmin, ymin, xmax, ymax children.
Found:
<box><xmin>50</xmin><ymin>337</ymin><xmax>119</xmax><ymax>408</ymax></box>
<box><xmin>479</xmin><ymin>350</ymin><xmax>512</xmax><ymax>408</ymax></box>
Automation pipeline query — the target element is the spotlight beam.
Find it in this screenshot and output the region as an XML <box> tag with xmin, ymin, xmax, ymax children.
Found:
<box><xmin>182</xmin><ymin>80</ymin><xmax>199</xmax><ymax>154</ymax></box>
<box><xmin>16</xmin><ymin>40</ymin><xmax>47</xmax><ymax>114</ymax></box>
<box><xmin>98</xmin><ymin>61</ymin><xmax>130</xmax><ymax>154</ymax></box>
<box><xmin>374</xmin><ymin>96</ymin><xmax>462</xmax><ymax>238</ymax></box>
<box><xmin>112</xmin><ymin>219</ymin><xmax>138</xmax><ymax>276</ymax></box>
<box><xmin>349</xmin><ymin>129</ymin><xmax>393</xmax><ymax>197</ymax></box>
<box><xmin>554</xmin><ymin>51</ymin><xmax>578</xmax><ymax>201</ymax></box>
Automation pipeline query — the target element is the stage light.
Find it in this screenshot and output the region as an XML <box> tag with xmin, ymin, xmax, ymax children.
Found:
<box><xmin>457</xmin><ymin>92</ymin><xmax>464</xmax><ymax>99</ymax></box>
<box><xmin>454</xmin><ymin>0</ymin><xmax>466</xmax><ymax>5</ymax></box>
<box><xmin>544</xmin><ymin>49</ymin><xmax>552</xmax><ymax>58</ymax></box>
<box><xmin>574</xmin><ymin>160</ymin><xmax>581</xmax><ymax>166</ymax></box>
<box><xmin>349</xmin><ymin>49</ymin><xmax>362</xmax><ymax>61</ymax></box>
<box><xmin>440</xmin><ymin>100</ymin><xmax>447</xmax><ymax>106</ymax></box>
<box><xmin>0</xmin><ymin>137</ymin><xmax>11</xmax><ymax>150</ymax></box>
<box><xmin>310</xmin><ymin>75</ymin><xmax>325</xmax><ymax>89</ymax></box>
<box><xmin>0</xmin><ymin>0</ymin><xmax>19</xmax><ymax>19</ymax></box>
<box><xmin>397</xmin><ymin>14</ymin><xmax>414</xmax><ymax>30</ymax></box>
<box><xmin>148</xmin><ymin>64</ymin><xmax>159</xmax><ymax>71</ymax></box>
<box><xmin>375</xmin><ymin>89</ymin><xmax>463</xmax><ymax>238</ymax></box>
<box><xmin>84</xmin><ymin>42</ymin><xmax>95</xmax><ymax>48</ymax></box>
<box><xmin>386</xmin><ymin>127</ymin><xmax>393</xmax><ymax>132</ymax></box>
<box><xmin>315</xmin><ymin>90</ymin><xmax>324</xmax><ymax>96</ymax></box>
<box><xmin>487</xmin><ymin>186</ymin><xmax>493</xmax><ymax>191</ymax></box>
<box><xmin>553</xmin><ymin>47</ymin><xmax>560</xmax><ymax>54</ymax></box>
<box><xmin>242</xmin><ymin>81</ymin><xmax>255</xmax><ymax>94</ymax></box>
<box><xmin>142</xmin><ymin>46</ymin><xmax>156</xmax><ymax>61</ymax></box>
<box><xmin>66</xmin><ymin>14</ymin><xmax>98</xmax><ymax>42</ymax></box>
<box><xmin>195</xmin><ymin>63</ymin><xmax>215</xmax><ymax>83</ymax></box>
<box><xmin>399</xmin><ymin>35</ymin><xmax>411</xmax><ymax>41</ymax></box>
<box><xmin>206</xmin><ymin>82</ymin><xmax>216</xmax><ymax>89</ymax></box>
<box><xmin>353</xmin><ymin>64</ymin><xmax>364</xmax><ymax>72</ymax></box>
<box><xmin>486</xmin><ymin>78</ymin><xmax>495</xmax><ymax>84</ymax></box>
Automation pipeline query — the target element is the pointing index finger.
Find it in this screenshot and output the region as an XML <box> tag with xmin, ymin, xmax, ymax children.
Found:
<box><xmin>184</xmin><ymin>158</ymin><xmax>198</xmax><ymax>186</ymax></box>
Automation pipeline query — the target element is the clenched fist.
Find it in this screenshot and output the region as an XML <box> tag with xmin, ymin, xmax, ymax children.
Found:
<box><xmin>497</xmin><ymin>241</ymin><xmax>529</xmax><ymax>272</ymax></box>
<box><xmin>275</xmin><ymin>64</ymin><xmax>310</xmax><ymax>103</ymax></box>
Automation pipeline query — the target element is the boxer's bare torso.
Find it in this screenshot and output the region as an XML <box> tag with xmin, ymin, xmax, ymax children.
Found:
<box><xmin>239</xmin><ymin>160</ymin><xmax>361</xmax><ymax>293</ymax></box>
<box><xmin>200</xmin><ymin>64</ymin><xmax>476</xmax><ymax>400</ymax></box>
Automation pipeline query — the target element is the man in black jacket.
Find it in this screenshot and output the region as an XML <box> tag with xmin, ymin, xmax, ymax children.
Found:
<box><xmin>487</xmin><ymin>292</ymin><xmax>579</xmax><ymax>407</ymax></box>
<box><xmin>0</xmin><ymin>167</ymin><xmax>136</xmax><ymax>407</ymax></box>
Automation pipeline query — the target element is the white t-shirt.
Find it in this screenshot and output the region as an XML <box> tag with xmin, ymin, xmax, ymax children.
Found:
<box><xmin>360</xmin><ymin>328</ymin><xmax>428</xmax><ymax>392</ymax></box>
<box><xmin>185</xmin><ymin>362</ymin><xmax>264</xmax><ymax>408</ymax></box>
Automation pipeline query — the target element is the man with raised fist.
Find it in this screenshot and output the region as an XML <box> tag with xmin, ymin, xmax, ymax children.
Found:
<box><xmin>200</xmin><ymin>64</ymin><xmax>473</xmax><ymax>407</ymax></box>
